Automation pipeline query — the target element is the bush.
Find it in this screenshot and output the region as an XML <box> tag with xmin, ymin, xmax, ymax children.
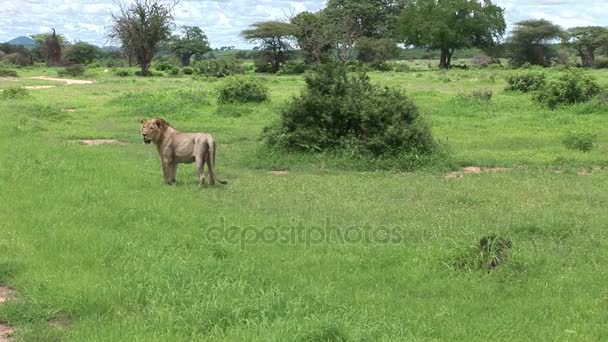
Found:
<box><xmin>261</xmin><ymin>63</ymin><xmax>436</xmax><ymax>157</ymax></box>
<box><xmin>562</xmin><ymin>131</ymin><xmax>596</xmax><ymax>152</ymax></box>
<box><xmin>393</xmin><ymin>63</ymin><xmax>411</xmax><ymax>72</ymax></box>
<box><xmin>456</xmin><ymin>89</ymin><xmax>493</xmax><ymax>104</ymax></box>
<box><xmin>533</xmin><ymin>70</ymin><xmax>600</xmax><ymax>109</ymax></box>
<box><xmin>373</xmin><ymin>62</ymin><xmax>393</xmax><ymax>72</ymax></box>
<box><xmin>194</xmin><ymin>58</ymin><xmax>244</xmax><ymax>78</ymax></box>
<box><xmin>58</xmin><ymin>64</ymin><xmax>86</xmax><ymax>77</ymax></box>
<box><xmin>169</xmin><ymin>67</ymin><xmax>180</xmax><ymax>76</ymax></box>
<box><xmin>0</xmin><ymin>69</ymin><xmax>18</xmax><ymax>77</ymax></box>
<box><xmin>0</xmin><ymin>86</ymin><xmax>29</xmax><ymax>100</ymax></box>
<box><xmin>504</xmin><ymin>72</ymin><xmax>546</xmax><ymax>92</ymax></box>
<box><xmin>182</xmin><ymin>67</ymin><xmax>194</xmax><ymax>75</ymax></box>
<box><xmin>217</xmin><ymin>77</ymin><xmax>269</xmax><ymax>104</ymax></box>
<box><xmin>115</xmin><ymin>70</ymin><xmax>130</xmax><ymax>77</ymax></box>
<box><xmin>277</xmin><ymin>62</ymin><xmax>308</xmax><ymax>75</ymax></box>
<box><xmin>593</xmin><ymin>57</ymin><xmax>608</xmax><ymax>69</ymax></box>
<box><xmin>154</xmin><ymin>61</ymin><xmax>177</xmax><ymax>71</ymax></box>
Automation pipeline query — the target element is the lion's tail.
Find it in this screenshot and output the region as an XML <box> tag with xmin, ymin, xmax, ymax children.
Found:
<box><xmin>208</xmin><ymin>139</ymin><xmax>228</xmax><ymax>185</ymax></box>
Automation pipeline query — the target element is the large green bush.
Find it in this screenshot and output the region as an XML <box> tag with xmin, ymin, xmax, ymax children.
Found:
<box><xmin>504</xmin><ymin>72</ymin><xmax>546</xmax><ymax>92</ymax></box>
<box><xmin>217</xmin><ymin>77</ymin><xmax>269</xmax><ymax>104</ymax></box>
<box><xmin>194</xmin><ymin>58</ymin><xmax>244</xmax><ymax>78</ymax></box>
<box><xmin>58</xmin><ymin>64</ymin><xmax>85</xmax><ymax>77</ymax></box>
<box><xmin>261</xmin><ymin>63</ymin><xmax>436</xmax><ymax>157</ymax></box>
<box><xmin>0</xmin><ymin>69</ymin><xmax>18</xmax><ymax>77</ymax></box>
<box><xmin>533</xmin><ymin>71</ymin><xmax>600</xmax><ymax>109</ymax></box>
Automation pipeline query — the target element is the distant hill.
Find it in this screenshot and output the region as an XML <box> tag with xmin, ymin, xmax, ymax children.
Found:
<box><xmin>7</xmin><ymin>36</ymin><xmax>35</xmax><ymax>47</ymax></box>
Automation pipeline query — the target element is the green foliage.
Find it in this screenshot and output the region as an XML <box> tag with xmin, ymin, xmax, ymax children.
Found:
<box><xmin>169</xmin><ymin>26</ymin><xmax>211</xmax><ymax>66</ymax></box>
<box><xmin>533</xmin><ymin>71</ymin><xmax>600</xmax><ymax>109</ymax></box>
<box><xmin>58</xmin><ymin>64</ymin><xmax>86</xmax><ymax>77</ymax></box>
<box><xmin>449</xmin><ymin>235</ymin><xmax>513</xmax><ymax>272</ymax></box>
<box><xmin>182</xmin><ymin>66</ymin><xmax>194</xmax><ymax>75</ymax></box>
<box><xmin>0</xmin><ymin>69</ymin><xmax>18</xmax><ymax>77</ymax></box>
<box><xmin>291</xmin><ymin>11</ymin><xmax>334</xmax><ymax>64</ymax></box>
<box><xmin>114</xmin><ymin>87</ymin><xmax>210</xmax><ymax>116</ymax></box>
<box><xmin>508</xmin><ymin>19</ymin><xmax>563</xmax><ymax>67</ymax></box>
<box><xmin>63</xmin><ymin>41</ymin><xmax>98</xmax><ymax>65</ymax></box>
<box><xmin>392</xmin><ymin>63</ymin><xmax>411</xmax><ymax>72</ymax></box>
<box><xmin>194</xmin><ymin>58</ymin><xmax>244</xmax><ymax>78</ymax></box>
<box><xmin>456</xmin><ymin>89</ymin><xmax>493</xmax><ymax>104</ymax></box>
<box><xmin>261</xmin><ymin>63</ymin><xmax>436</xmax><ymax>158</ymax></box>
<box><xmin>241</xmin><ymin>21</ymin><xmax>298</xmax><ymax>73</ymax></box>
<box><xmin>278</xmin><ymin>62</ymin><xmax>308</xmax><ymax>75</ymax></box>
<box><xmin>217</xmin><ymin>77</ymin><xmax>270</xmax><ymax>104</ymax></box>
<box><xmin>115</xmin><ymin>69</ymin><xmax>130</xmax><ymax>77</ymax></box>
<box><xmin>593</xmin><ymin>57</ymin><xmax>608</xmax><ymax>69</ymax></box>
<box><xmin>154</xmin><ymin>60</ymin><xmax>177</xmax><ymax>71</ymax></box>
<box><xmin>356</xmin><ymin>37</ymin><xmax>400</xmax><ymax>67</ymax></box>
<box><xmin>504</xmin><ymin>72</ymin><xmax>546</xmax><ymax>92</ymax></box>
<box><xmin>564</xmin><ymin>26</ymin><xmax>608</xmax><ymax>67</ymax></box>
<box><xmin>0</xmin><ymin>86</ymin><xmax>29</xmax><ymax>100</ymax></box>
<box><xmin>562</xmin><ymin>131</ymin><xmax>596</xmax><ymax>152</ymax></box>
<box><xmin>398</xmin><ymin>0</ymin><xmax>506</xmax><ymax>68</ymax></box>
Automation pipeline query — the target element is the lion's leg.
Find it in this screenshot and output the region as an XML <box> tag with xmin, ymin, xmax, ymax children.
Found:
<box><xmin>207</xmin><ymin>141</ymin><xmax>216</xmax><ymax>186</ymax></box>
<box><xmin>169</xmin><ymin>163</ymin><xmax>177</xmax><ymax>184</ymax></box>
<box><xmin>162</xmin><ymin>160</ymin><xmax>174</xmax><ymax>185</ymax></box>
<box><xmin>196</xmin><ymin>144</ymin><xmax>208</xmax><ymax>188</ymax></box>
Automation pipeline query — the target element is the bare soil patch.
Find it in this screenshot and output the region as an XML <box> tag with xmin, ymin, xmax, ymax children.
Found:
<box><xmin>0</xmin><ymin>324</ymin><xmax>15</xmax><ymax>342</ymax></box>
<box><xmin>269</xmin><ymin>170</ymin><xmax>289</xmax><ymax>175</ymax></box>
<box><xmin>63</xmin><ymin>108</ymin><xmax>77</xmax><ymax>113</ymax></box>
<box><xmin>29</xmin><ymin>76</ymin><xmax>94</xmax><ymax>85</ymax></box>
<box><xmin>77</xmin><ymin>139</ymin><xmax>127</xmax><ymax>146</ymax></box>
<box><xmin>23</xmin><ymin>85</ymin><xmax>55</xmax><ymax>89</ymax></box>
<box><xmin>0</xmin><ymin>78</ymin><xmax>19</xmax><ymax>82</ymax></box>
<box><xmin>0</xmin><ymin>287</ymin><xmax>15</xmax><ymax>304</ymax></box>
<box><xmin>445</xmin><ymin>166</ymin><xmax>510</xmax><ymax>180</ymax></box>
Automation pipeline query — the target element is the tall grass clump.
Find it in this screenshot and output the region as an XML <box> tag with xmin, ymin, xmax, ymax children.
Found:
<box><xmin>261</xmin><ymin>63</ymin><xmax>437</xmax><ymax>160</ymax></box>
<box><xmin>504</xmin><ymin>71</ymin><xmax>546</xmax><ymax>92</ymax></box>
<box><xmin>0</xmin><ymin>87</ymin><xmax>29</xmax><ymax>100</ymax></box>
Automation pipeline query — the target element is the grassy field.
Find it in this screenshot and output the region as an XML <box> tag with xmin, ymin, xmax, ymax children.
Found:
<box><xmin>1</xmin><ymin>65</ymin><xmax>608</xmax><ymax>341</ymax></box>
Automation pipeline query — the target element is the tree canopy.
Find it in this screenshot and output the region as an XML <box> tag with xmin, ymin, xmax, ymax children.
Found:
<box><xmin>398</xmin><ymin>0</ymin><xmax>505</xmax><ymax>69</ymax></box>
<box><xmin>508</xmin><ymin>19</ymin><xmax>563</xmax><ymax>67</ymax></box>
<box><xmin>169</xmin><ymin>26</ymin><xmax>210</xmax><ymax>66</ymax></box>
<box><xmin>241</xmin><ymin>21</ymin><xmax>298</xmax><ymax>73</ymax></box>
<box><xmin>108</xmin><ymin>0</ymin><xmax>177</xmax><ymax>75</ymax></box>
<box><xmin>564</xmin><ymin>26</ymin><xmax>608</xmax><ymax>67</ymax></box>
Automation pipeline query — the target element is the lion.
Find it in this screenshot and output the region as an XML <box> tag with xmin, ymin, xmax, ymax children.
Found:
<box><xmin>140</xmin><ymin>118</ymin><xmax>227</xmax><ymax>188</ymax></box>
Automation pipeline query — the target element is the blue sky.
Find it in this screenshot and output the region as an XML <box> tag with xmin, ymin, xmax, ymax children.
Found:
<box><xmin>1</xmin><ymin>0</ymin><xmax>606</xmax><ymax>48</ymax></box>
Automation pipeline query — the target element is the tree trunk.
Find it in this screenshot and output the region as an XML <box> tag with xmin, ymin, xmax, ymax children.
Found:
<box><xmin>180</xmin><ymin>53</ymin><xmax>191</xmax><ymax>66</ymax></box>
<box><xmin>587</xmin><ymin>47</ymin><xmax>595</xmax><ymax>66</ymax></box>
<box><xmin>439</xmin><ymin>48</ymin><xmax>454</xmax><ymax>69</ymax></box>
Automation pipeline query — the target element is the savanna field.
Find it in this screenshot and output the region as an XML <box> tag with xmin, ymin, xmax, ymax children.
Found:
<box><xmin>1</xmin><ymin>64</ymin><xmax>608</xmax><ymax>341</ymax></box>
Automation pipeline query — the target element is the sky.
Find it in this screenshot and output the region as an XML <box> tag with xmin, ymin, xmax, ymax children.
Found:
<box><xmin>0</xmin><ymin>0</ymin><xmax>606</xmax><ymax>48</ymax></box>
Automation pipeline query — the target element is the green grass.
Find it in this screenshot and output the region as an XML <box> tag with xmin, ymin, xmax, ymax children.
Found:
<box><xmin>1</xmin><ymin>65</ymin><xmax>608</xmax><ymax>341</ymax></box>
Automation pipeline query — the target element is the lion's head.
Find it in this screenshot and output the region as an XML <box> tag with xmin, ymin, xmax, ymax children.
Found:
<box><xmin>140</xmin><ymin>118</ymin><xmax>170</xmax><ymax>144</ymax></box>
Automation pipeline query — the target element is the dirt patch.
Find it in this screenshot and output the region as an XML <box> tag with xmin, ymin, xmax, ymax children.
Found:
<box><xmin>0</xmin><ymin>287</ymin><xmax>15</xmax><ymax>304</ymax></box>
<box><xmin>0</xmin><ymin>78</ymin><xmax>19</xmax><ymax>82</ymax></box>
<box><xmin>29</xmin><ymin>76</ymin><xmax>94</xmax><ymax>85</ymax></box>
<box><xmin>48</xmin><ymin>312</ymin><xmax>71</xmax><ymax>330</ymax></box>
<box><xmin>444</xmin><ymin>166</ymin><xmax>510</xmax><ymax>179</ymax></box>
<box><xmin>269</xmin><ymin>170</ymin><xmax>289</xmax><ymax>175</ymax></box>
<box><xmin>63</xmin><ymin>108</ymin><xmax>77</xmax><ymax>113</ymax></box>
<box><xmin>77</xmin><ymin>139</ymin><xmax>127</xmax><ymax>146</ymax></box>
<box><xmin>0</xmin><ymin>323</ymin><xmax>15</xmax><ymax>342</ymax></box>
<box><xmin>23</xmin><ymin>85</ymin><xmax>55</xmax><ymax>89</ymax></box>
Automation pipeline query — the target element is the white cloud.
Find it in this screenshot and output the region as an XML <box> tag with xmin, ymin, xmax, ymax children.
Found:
<box><xmin>0</xmin><ymin>0</ymin><xmax>606</xmax><ymax>47</ymax></box>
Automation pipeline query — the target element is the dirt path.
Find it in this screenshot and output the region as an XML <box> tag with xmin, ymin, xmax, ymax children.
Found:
<box><xmin>0</xmin><ymin>287</ymin><xmax>15</xmax><ymax>341</ymax></box>
<box><xmin>29</xmin><ymin>76</ymin><xmax>94</xmax><ymax>85</ymax></box>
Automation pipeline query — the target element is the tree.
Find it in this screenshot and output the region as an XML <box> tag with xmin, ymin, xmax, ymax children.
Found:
<box><xmin>241</xmin><ymin>21</ymin><xmax>298</xmax><ymax>73</ymax></box>
<box><xmin>108</xmin><ymin>0</ymin><xmax>177</xmax><ymax>76</ymax></box>
<box><xmin>169</xmin><ymin>26</ymin><xmax>210</xmax><ymax>66</ymax></box>
<box><xmin>398</xmin><ymin>0</ymin><xmax>506</xmax><ymax>69</ymax></box>
<box><xmin>32</xmin><ymin>29</ymin><xmax>64</xmax><ymax>66</ymax></box>
<box><xmin>508</xmin><ymin>19</ymin><xmax>563</xmax><ymax>67</ymax></box>
<box><xmin>324</xmin><ymin>0</ymin><xmax>401</xmax><ymax>39</ymax></box>
<box><xmin>564</xmin><ymin>26</ymin><xmax>608</xmax><ymax>67</ymax></box>
<box><xmin>64</xmin><ymin>41</ymin><xmax>98</xmax><ymax>65</ymax></box>
<box><xmin>356</xmin><ymin>37</ymin><xmax>400</xmax><ymax>66</ymax></box>
<box><xmin>291</xmin><ymin>11</ymin><xmax>335</xmax><ymax>64</ymax></box>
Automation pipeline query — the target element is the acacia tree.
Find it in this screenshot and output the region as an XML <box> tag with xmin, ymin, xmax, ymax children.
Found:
<box><xmin>564</xmin><ymin>26</ymin><xmax>608</xmax><ymax>67</ymax></box>
<box><xmin>325</xmin><ymin>0</ymin><xmax>401</xmax><ymax>39</ymax></box>
<box><xmin>508</xmin><ymin>19</ymin><xmax>563</xmax><ymax>67</ymax></box>
<box><xmin>241</xmin><ymin>21</ymin><xmax>298</xmax><ymax>73</ymax></box>
<box><xmin>398</xmin><ymin>0</ymin><xmax>506</xmax><ymax>69</ymax></box>
<box><xmin>291</xmin><ymin>11</ymin><xmax>335</xmax><ymax>64</ymax></box>
<box><xmin>108</xmin><ymin>0</ymin><xmax>177</xmax><ymax>75</ymax></box>
<box><xmin>169</xmin><ymin>26</ymin><xmax>210</xmax><ymax>66</ymax></box>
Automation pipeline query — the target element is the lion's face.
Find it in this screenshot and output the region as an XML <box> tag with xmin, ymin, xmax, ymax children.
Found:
<box><xmin>140</xmin><ymin>119</ymin><xmax>163</xmax><ymax>144</ymax></box>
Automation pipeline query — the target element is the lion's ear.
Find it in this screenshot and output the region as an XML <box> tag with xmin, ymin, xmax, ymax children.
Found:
<box><xmin>140</xmin><ymin>118</ymin><xmax>146</xmax><ymax>124</ymax></box>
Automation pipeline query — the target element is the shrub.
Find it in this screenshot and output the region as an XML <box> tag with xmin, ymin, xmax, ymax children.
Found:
<box><xmin>533</xmin><ymin>70</ymin><xmax>600</xmax><ymax>109</ymax></box>
<box><xmin>562</xmin><ymin>131</ymin><xmax>596</xmax><ymax>152</ymax></box>
<box><xmin>115</xmin><ymin>70</ymin><xmax>130</xmax><ymax>77</ymax></box>
<box><xmin>154</xmin><ymin>61</ymin><xmax>177</xmax><ymax>71</ymax></box>
<box><xmin>449</xmin><ymin>235</ymin><xmax>513</xmax><ymax>272</ymax></box>
<box><xmin>504</xmin><ymin>72</ymin><xmax>546</xmax><ymax>92</ymax></box>
<box><xmin>182</xmin><ymin>67</ymin><xmax>194</xmax><ymax>75</ymax></box>
<box><xmin>373</xmin><ymin>62</ymin><xmax>393</xmax><ymax>72</ymax></box>
<box><xmin>169</xmin><ymin>67</ymin><xmax>180</xmax><ymax>76</ymax></box>
<box><xmin>194</xmin><ymin>58</ymin><xmax>244</xmax><ymax>78</ymax></box>
<box><xmin>277</xmin><ymin>62</ymin><xmax>308</xmax><ymax>75</ymax></box>
<box><xmin>0</xmin><ymin>86</ymin><xmax>29</xmax><ymax>100</ymax></box>
<box><xmin>58</xmin><ymin>64</ymin><xmax>85</xmax><ymax>77</ymax></box>
<box><xmin>456</xmin><ymin>89</ymin><xmax>493</xmax><ymax>104</ymax></box>
<box><xmin>393</xmin><ymin>63</ymin><xmax>411</xmax><ymax>72</ymax></box>
<box><xmin>261</xmin><ymin>63</ymin><xmax>436</xmax><ymax>157</ymax></box>
<box><xmin>593</xmin><ymin>57</ymin><xmax>608</xmax><ymax>69</ymax></box>
<box><xmin>217</xmin><ymin>77</ymin><xmax>269</xmax><ymax>104</ymax></box>
<box><xmin>0</xmin><ymin>69</ymin><xmax>18</xmax><ymax>77</ymax></box>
